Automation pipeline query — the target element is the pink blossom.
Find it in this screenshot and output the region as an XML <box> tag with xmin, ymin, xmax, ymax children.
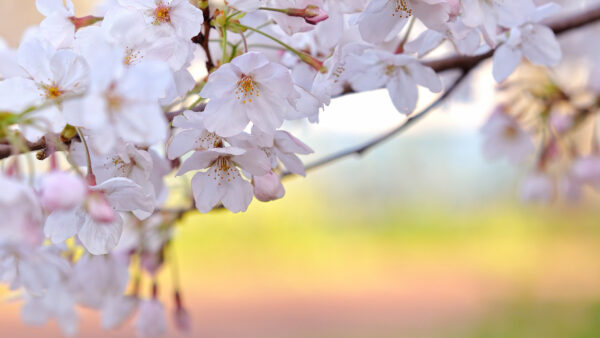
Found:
<box><xmin>39</xmin><ymin>172</ymin><xmax>87</xmax><ymax>212</ymax></box>
<box><xmin>253</xmin><ymin>170</ymin><xmax>286</xmax><ymax>202</ymax></box>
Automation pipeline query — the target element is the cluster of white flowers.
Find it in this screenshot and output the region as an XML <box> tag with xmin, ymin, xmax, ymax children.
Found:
<box><xmin>0</xmin><ymin>0</ymin><xmax>580</xmax><ymax>335</ymax></box>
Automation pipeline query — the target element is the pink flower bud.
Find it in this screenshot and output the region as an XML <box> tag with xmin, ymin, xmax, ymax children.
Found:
<box><xmin>174</xmin><ymin>306</ymin><xmax>191</xmax><ymax>332</ymax></box>
<box><xmin>253</xmin><ymin>170</ymin><xmax>285</xmax><ymax>202</ymax></box>
<box><xmin>550</xmin><ymin>112</ymin><xmax>573</xmax><ymax>134</ymax></box>
<box><xmin>520</xmin><ymin>172</ymin><xmax>554</xmax><ymax>203</ymax></box>
<box><xmin>140</xmin><ymin>250</ymin><xmax>164</xmax><ymax>276</ymax></box>
<box><xmin>286</xmin><ymin>5</ymin><xmax>329</xmax><ymax>25</ymax></box>
<box><xmin>303</xmin><ymin>5</ymin><xmax>329</xmax><ymax>25</ymax></box>
<box><xmin>447</xmin><ymin>0</ymin><xmax>461</xmax><ymax>18</ymax></box>
<box><xmin>39</xmin><ymin>172</ymin><xmax>87</xmax><ymax>211</ymax></box>
<box><xmin>87</xmin><ymin>192</ymin><xmax>116</xmax><ymax>223</ymax></box>
<box><xmin>69</xmin><ymin>15</ymin><xmax>102</xmax><ymax>30</ymax></box>
<box><xmin>135</xmin><ymin>300</ymin><xmax>167</xmax><ymax>337</ymax></box>
<box><xmin>298</xmin><ymin>51</ymin><xmax>327</xmax><ymax>73</ymax></box>
<box><xmin>173</xmin><ymin>290</ymin><xmax>191</xmax><ymax>332</ymax></box>
<box><xmin>572</xmin><ymin>155</ymin><xmax>600</xmax><ymax>188</ymax></box>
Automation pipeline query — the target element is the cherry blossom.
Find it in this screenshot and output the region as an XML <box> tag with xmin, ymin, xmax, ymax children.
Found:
<box><xmin>177</xmin><ymin>145</ymin><xmax>270</xmax><ymax>212</ymax></box>
<box><xmin>572</xmin><ymin>155</ymin><xmax>600</xmax><ymax>189</ymax></box>
<box><xmin>492</xmin><ymin>4</ymin><xmax>562</xmax><ymax>82</ymax></box>
<box><xmin>481</xmin><ymin>107</ymin><xmax>535</xmax><ymax>165</ymax></box>
<box><xmin>520</xmin><ymin>171</ymin><xmax>555</xmax><ymax>203</ymax></box>
<box><xmin>357</xmin><ymin>0</ymin><xmax>451</xmax><ymax>43</ymax></box>
<box><xmin>0</xmin><ymin>38</ymin><xmax>89</xmax><ymax>141</ymax></box>
<box><xmin>117</xmin><ymin>0</ymin><xmax>204</xmax><ymax>41</ymax></box>
<box><xmin>461</xmin><ymin>0</ymin><xmax>535</xmax><ymax>44</ymax></box>
<box><xmin>44</xmin><ymin>176</ymin><xmax>154</xmax><ymax>255</ymax></box>
<box><xmin>346</xmin><ymin>49</ymin><xmax>442</xmax><ymax>114</ymax></box>
<box><xmin>64</xmin><ymin>28</ymin><xmax>172</xmax><ymax>152</ymax></box>
<box><xmin>135</xmin><ymin>299</ymin><xmax>167</xmax><ymax>337</ymax></box>
<box><xmin>21</xmin><ymin>283</ymin><xmax>79</xmax><ymax>335</ymax></box>
<box><xmin>0</xmin><ymin>0</ymin><xmax>595</xmax><ymax>335</ymax></box>
<box><xmin>36</xmin><ymin>0</ymin><xmax>77</xmax><ymax>48</ymax></box>
<box><xmin>38</xmin><ymin>171</ymin><xmax>87</xmax><ymax>212</ymax></box>
<box><xmin>200</xmin><ymin>52</ymin><xmax>303</xmax><ymax>137</ymax></box>
<box><xmin>253</xmin><ymin>170</ymin><xmax>286</xmax><ymax>202</ymax></box>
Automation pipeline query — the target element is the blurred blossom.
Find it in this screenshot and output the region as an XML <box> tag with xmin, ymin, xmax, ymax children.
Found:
<box><xmin>481</xmin><ymin>107</ymin><xmax>535</xmax><ymax>165</ymax></box>
<box><xmin>135</xmin><ymin>299</ymin><xmax>167</xmax><ymax>337</ymax></box>
<box><xmin>520</xmin><ymin>171</ymin><xmax>555</xmax><ymax>203</ymax></box>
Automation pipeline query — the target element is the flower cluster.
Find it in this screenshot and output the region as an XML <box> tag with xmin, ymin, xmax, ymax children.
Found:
<box><xmin>0</xmin><ymin>0</ymin><xmax>580</xmax><ymax>335</ymax></box>
<box><xmin>481</xmin><ymin>59</ymin><xmax>600</xmax><ymax>204</ymax></box>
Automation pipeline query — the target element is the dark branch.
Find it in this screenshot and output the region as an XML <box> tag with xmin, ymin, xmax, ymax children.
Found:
<box><xmin>287</xmin><ymin>4</ymin><xmax>600</xmax><ymax>176</ymax></box>
<box><xmin>338</xmin><ymin>4</ymin><xmax>600</xmax><ymax>97</ymax></box>
<box><xmin>2</xmin><ymin>4</ymin><xmax>600</xmax><ymax>162</ymax></box>
<box><xmin>282</xmin><ymin>70</ymin><xmax>470</xmax><ymax>178</ymax></box>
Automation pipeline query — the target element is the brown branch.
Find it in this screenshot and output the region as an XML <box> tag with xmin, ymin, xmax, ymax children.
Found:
<box><xmin>0</xmin><ymin>137</ymin><xmax>47</xmax><ymax>160</ymax></box>
<box><xmin>2</xmin><ymin>5</ymin><xmax>600</xmax><ymax>162</ymax></box>
<box><xmin>146</xmin><ymin>6</ymin><xmax>600</xmax><ymax>216</ymax></box>
<box><xmin>192</xmin><ymin>6</ymin><xmax>215</xmax><ymax>71</ymax></box>
<box><xmin>287</xmin><ymin>4</ymin><xmax>600</xmax><ymax>177</ymax></box>
<box><xmin>338</xmin><ymin>4</ymin><xmax>600</xmax><ymax>96</ymax></box>
<box><xmin>165</xmin><ymin>71</ymin><xmax>470</xmax><ymax>215</ymax></box>
<box><xmin>425</xmin><ymin>4</ymin><xmax>600</xmax><ymax>72</ymax></box>
<box><xmin>0</xmin><ymin>103</ymin><xmax>205</xmax><ymax>160</ymax></box>
<box><xmin>166</xmin><ymin>103</ymin><xmax>206</xmax><ymax>122</ymax></box>
<box><xmin>281</xmin><ymin>70</ymin><xmax>470</xmax><ymax>178</ymax></box>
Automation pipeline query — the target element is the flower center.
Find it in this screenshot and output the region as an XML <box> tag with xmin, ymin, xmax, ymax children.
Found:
<box><xmin>392</xmin><ymin>0</ymin><xmax>412</xmax><ymax>18</ymax></box>
<box><xmin>43</xmin><ymin>84</ymin><xmax>64</xmax><ymax>99</ymax></box>
<box><xmin>235</xmin><ymin>75</ymin><xmax>260</xmax><ymax>104</ymax></box>
<box><xmin>106</xmin><ymin>90</ymin><xmax>124</xmax><ymax>113</ymax></box>
<box><xmin>207</xmin><ymin>157</ymin><xmax>243</xmax><ymax>185</ymax></box>
<box><xmin>111</xmin><ymin>156</ymin><xmax>134</xmax><ymax>177</ymax></box>
<box><xmin>385</xmin><ymin>65</ymin><xmax>397</xmax><ymax>76</ymax></box>
<box><xmin>153</xmin><ymin>4</ymin><xmax>171</xmax><ymax>24</ymax></box>
<box><xmin>196</xmin><ymin>131</ymin><xmax>222</xmax><ymax>150</ymax></box>
<box><xmin>124</xmin><ymin>47</ymin><xmax>143</xmax><ymax>65</ymax></box>
<box><xmin>503</xmin><ymin>125</ymin><xmax>519</xmax><ymax>139</ymax></box>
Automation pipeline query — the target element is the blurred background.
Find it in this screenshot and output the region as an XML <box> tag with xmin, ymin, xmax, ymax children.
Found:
<box><xmin>3</xmin><ymin>1</ymin><xmax>600</xmax><ymax>337</ymax></box>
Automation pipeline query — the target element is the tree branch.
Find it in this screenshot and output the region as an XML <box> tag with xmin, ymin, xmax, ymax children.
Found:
<box><xmin>285</xmin><ymin>5</ymin><xmax>600</xmax><ymax>177</ymax></box>
<box><xmin>2</xmin><ymin>4</ymin><xmax>600</xmax><ymax>162</ymax></box>
<box><xmin>338</xmin><ymin>4</ymin><xmax>600</xmax><ymax>96</ymax></box>
<box><xmin>282</xmin><ymin>70</ymin><xmax>470</xmax><ymax>178</ymax></box>
<box><xmin>0</xmin><ymin>137</ymin><xmax>48</xmax><ymax>160</ymax></box>
<box><xmin>191</xmin><ymin>6</ymin><xmax>215</xmax><ymax>71</ymax></box>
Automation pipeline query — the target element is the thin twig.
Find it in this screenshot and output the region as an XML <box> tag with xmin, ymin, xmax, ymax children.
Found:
<box><xmin>338</xmin><ymin>3</ymin><xmax>600</xmax><ymax>97</ymax></box>
<box><xmin>2</xmin><ymin>4</ymin><xmax>600</xmax><ymax>161</ymax></box>
<box><xmin>282</xmin><ymin>70</ymin><xmax>470</xmax><ymax>178</ymax></box>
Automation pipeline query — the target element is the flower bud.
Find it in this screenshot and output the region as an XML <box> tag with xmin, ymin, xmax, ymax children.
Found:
<box><xmin>135</xmin><ymin>300</ymin><xmax>167</xmax><ymax>337</ymax></box>
<box><xmin>140</xmin><ymin>249</ymin><xmax>164</xmax><ymax>276</ymax></box>
<box><xmin>69</xmin><ymin>16</ymin><xmax>102</xmax><ymax>30</ymax></box>
<box><xmin>550</xmin><ymin>111</ymin><xmax>573</xmax><ymax>134</ymax></box>
<box><xmin>39</xmin><ymin>172</ymin><xmax>87</xmax><ymax>211</ymax></box>
<box><xmin>303</xmin><ymin>5</ymin><xmax>329</xmax><ymax>25</ymax></box>
<box><xmin>298</xmin><ymin>52</ymin><xmax>327</xmax><ymax>73</ymax></box>
<box><xmin>173</xmin><ymin>291</ymin><xmax>192</xmax><ymax>332</ymax></box>
<box><xmin>287</xmin><ymin>5</ymin><xmax>329</xmax><ymax>25</ymax></box>
<box><xmin>87</xmin><ymin>192</ymin><xmax>116</xmax><ymax>223</ymax></box>
<box><xmin>572</xmin><ymin>155</ymin><xmax>600</xmax><ymax>188</ymax></box>
<box><xmin>253</xmin><ymin>170</ymin><xmax>285</xmax><ymax>202</ymax></box>
<box><xmin>520</xmin><ymin>172</ymin><xmax>554</xmax><ymax>203</ymax></box>
<box><xmin>174</xmin><ymin>306</ymin><xmax>191</xmax><ymax>332</ymax></box>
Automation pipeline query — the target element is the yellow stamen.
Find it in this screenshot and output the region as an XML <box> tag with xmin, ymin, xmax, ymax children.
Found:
<box><xmin>392</xmin><ymin>0</ymin><xmax>413</xmax><ymax>18</ymax></box>
<box><xmin>153</xmin><ymin>4</ymin><xmax>171</xmax><ymax>24</ymax></box>
<box><xmin>235</xmin><ymin>75</ymin><xmax>260</xmax><ymax>104</ymax></box>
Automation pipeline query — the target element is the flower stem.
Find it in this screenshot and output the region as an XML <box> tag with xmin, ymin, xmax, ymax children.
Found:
<box><xmin>233</xmin><ymin>23</ymin><xmax>326</xmax><ymax>72</ymax></box>
<box><xmin>221</xmin><ymin>26</ymin><xmax>229</xmax><ymax>64</ymax></box>
<box><xmin>395</xmin><ymin>17</ymin><xmax>416</xmax><ymax>54</ymax></box>
<box><xmin>257</xmin><ymin>7</ymin><xmax>289</xmax><ymax>14</ymax></box>
<box><xmin>75</xmin><ymin>127</ymin><xmax>94</xmax><ymax>179</ymax></box>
